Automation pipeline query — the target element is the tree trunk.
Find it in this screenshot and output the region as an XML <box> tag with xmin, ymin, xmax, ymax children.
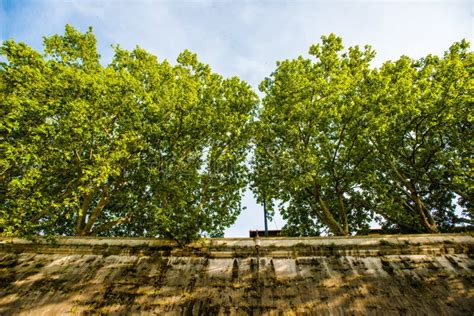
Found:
<box><xmin>336</xmin><ymin>185</ymin><xmax>349</xmax><ymax>235</ymax></box>
<box><xmin>412</xmin><ymin>194</ymin><xmax>438</xmax><ymax>233</ymax></box>
<box><xmin>77</xmin><ymin>184</ymin><xmax>110</xmax><ymax>236</ymax></box>
<box><xmin>76</xmin><ymin>190</ymin><xmax>95</xmax><ymax>234</ymax></box>
<box><xmin>318</xmin><ymin>197</ymin><xmax>348</xmax><ymax>236</ymax></box>
<box><xmin>407</xmin><ymin>180</ymin><xmax>438</xmax><ymax>233</ymax></box>
<box><xmin>308</xmin><ymin>186</ymin><xmax>348</xmax><ymax>236</ymax></box>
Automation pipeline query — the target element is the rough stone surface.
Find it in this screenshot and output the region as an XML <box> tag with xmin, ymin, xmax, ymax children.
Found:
<box><xmin>0</xmin><ymin>234</ymin><xmax>473</xmax><ymax>315</ymax></box>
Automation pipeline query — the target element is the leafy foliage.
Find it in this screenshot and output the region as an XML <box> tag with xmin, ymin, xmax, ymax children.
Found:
<box><xmin>253</xmin><ymin>35</ymin><xmax>472</xmax><ymax>236</ymax></box>
<box><xmin>253</xmin><ymin>34</ymin><xmax>375</xmax><ymax>236</ymax></box>
<box><xmin>365</xmin><ymin>40</ymin><xmax>473</xmax><ymax>232</ymax></box>
<box><xmin>0</xmin><ymin>25</ymin><xmax>258</xmax><ymax>242</ymax></box>
<box><xmin>1</xmin><ymin>27</ymin><xmax>471</xmax><ymax>240</ymax></box>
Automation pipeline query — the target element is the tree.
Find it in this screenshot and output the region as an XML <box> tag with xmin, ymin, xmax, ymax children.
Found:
<box><xmin>365</xmin><ymin>40</ymin><xmax>473</xmax><ymax>232</ymax></box>
<box><xmin>252</xmin><ymin>34</ymin><xmax>375</xmax><ymax>236</ymax></box>
<box><xmin>0</xmin><ymin>25</ymin><xmax>258</xmax><ymax>242</ymax></box>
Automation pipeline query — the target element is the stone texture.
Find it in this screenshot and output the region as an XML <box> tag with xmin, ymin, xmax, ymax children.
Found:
<box><xmin>0</xmin><ymin>234</ymin><xmax>473</xmax><ymax>315</ymax></box>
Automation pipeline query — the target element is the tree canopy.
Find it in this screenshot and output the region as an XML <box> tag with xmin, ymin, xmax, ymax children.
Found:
<box><xmin>1</xmin><ymin>26</ymin><xmax>472</xmax><ymax>241</ymax></box>
<box><xmin>364</xmin><ymin>40</ymin><xmax>473</xmax><ymax>233</ymax></box>
<box><xmin>1</xmin><ymin>25</ymin><xmax>258</xmax><ymax>242</ymax></box>
<box><xmin>252</xmin><ymin>35</ymin><xmax>472</xmax><ymax>236</ymax></box>
<box><xmin>253</xmin><ymin>34</ymin><xmax>376</xmax><ymax>236</ymax></box>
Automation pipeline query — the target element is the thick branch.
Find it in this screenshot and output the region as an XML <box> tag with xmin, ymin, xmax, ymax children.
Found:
<box><xmin>306</xmin><ymin>185</ymin><xmax>348</xmax><ymax>236</ymax></box>
<box><xmin>408</xmin><ymin>181</ymin><xmax>438</xmax><ymax>233</ymax></box>
<box><xmin>80</xmin><ymin>183</ymin><xmax>111</xmax><ymax>236</ymax></box>
<box><xmin>76</xmin><ymin>189</ymin><xmax>96</xmax><ymax>234</ymax></box>
<box><xmin>90</xmin><ymin>213</ymin><xmax>132</xmax><ymax>236</ymax></box>
<box><xmin>336</xmin><ymin>184</ymin><xmax>348</xmax><ymax>234</ymax></box>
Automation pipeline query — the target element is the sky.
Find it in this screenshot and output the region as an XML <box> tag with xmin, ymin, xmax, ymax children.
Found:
<box><xmin>1</xmin><ymin>0</ymin><xmax>472</xmax><ymax>237</ymax></box>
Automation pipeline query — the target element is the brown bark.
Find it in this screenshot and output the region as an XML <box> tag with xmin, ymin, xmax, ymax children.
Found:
<box><xmin>405</xmin><ymin>180</ymin><xmax>438</xmax><ymax>233</ymax></box>
<box><xmin>79</xmin><ymin>184</ymin><xmax>111</xmax><ymax>236</ymax></box>
<box><xmin>336</xmin><ymin>185</ymin><xmax>349</xmax><ymax>235</ymax></box>
<box><xmin>412</xmin><ymin>193</ymin><xmax>438</xmax><ymax>233</ymax></box>
<box><xmin>317</xmin><ymin>196</ymin><xmax>348</xmax><ymax>236</ymax></box>
<box><xmin>76</xmin><ymin>189</ymin><xmax>95</xmax><ymax>234</ymax></box>
<box><xmin>308</xmin><ymin>185</ymin><xmax>348</xmax><ymax>236</ymax></box>
<box><xmin>90</xmin><ymin>216</ymin><xmax>130</xmax><ymax>236</ymax></box>
<box><xmin>381</xmin><ymin>147</ymin><xmax>439</xmax><ymax>234</ymax></box>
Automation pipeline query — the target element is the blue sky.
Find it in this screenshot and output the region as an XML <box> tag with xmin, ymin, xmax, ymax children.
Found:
<box><xmin>1</xmin><ymin>0</ymin><xmax>472</xmax><ymax>237</ymax></box>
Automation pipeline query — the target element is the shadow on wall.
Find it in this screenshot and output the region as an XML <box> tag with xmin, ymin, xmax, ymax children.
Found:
<box><xmin>0</xmin><ymin>250</ymin><xmax>473</xmax><ymax>315</ymax></box>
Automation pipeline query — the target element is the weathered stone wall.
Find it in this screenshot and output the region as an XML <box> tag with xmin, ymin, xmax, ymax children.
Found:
<box><xmin>0</xmin><ymin>234</ymin><xmax>473</xmax><ymax>315</ymax></box>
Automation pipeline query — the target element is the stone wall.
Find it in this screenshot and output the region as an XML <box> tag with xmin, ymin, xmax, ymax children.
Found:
<box><xmin>0</xmin><ymin>234</ymin><xmax>473</xmax><ymax>315</ymax></box>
